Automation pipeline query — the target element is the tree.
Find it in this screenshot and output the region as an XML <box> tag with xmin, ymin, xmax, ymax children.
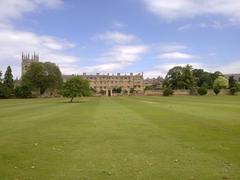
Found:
<box><xmin>213</xmin><ymin>87</ymin><xmax>220</xmax><ymax>95</ymax></box>
<box><xmin>3</xmin><ymin>66</ymin><xmax>14</xmax><ymax>93</ymax></box>
<box><xmin>0</xmin><ymin>68</ymin><xmax>11</xmax><ymax>98</ymax></box>
<box><xmin>15</xmin><ymin>85</ymin><xmax>32</xmax><ymax>98</ymax></box>
<box><xmin>62</xmin><ymin>76</ymin><xmax>90</xmax><ymax>103</ymax></box>
<box><xmin>0</xmin><ymin>71</ymin><xmax>2</xmax><ymax>83</ymax></box>
<box><xmin>213</xmin><ymin>76</ymin><xmax>229</xmax><ymax>89</ymax></box>
<box><xmin>163</xmin><ymin>87</ymin><xmax>174</xmax><ymax>96</ymax></box>
<box><xmin>193</xmin><ymin>69</ymin><xmax>213</xmax><ymax>88</ymax></box>
<box><xmin>164</xmin><ymin>66</ymin><xmax>184</xmax><ymax>89</ymax></box>
<box><xmin>182</xmin><ymin>65</ymin><xmax>195</xmax><ymax>89</ymax></box>
<box><xmin>0</xmin><ymin>83</ymin><xmax>11</xmax><ymax>98</ymax></box>
<box><xmin>112</xmin><ymin>87</ymin><xmax>122</xmax><ymax>93</ymax></box>
<box><xmin>198</xmin><ymin>87</ymin><xmax>207</xmax><ymax>96</ymax></box>
<box><xmin>22</xmin><ymin>62</ymin><xmax>63</xmax><ymax>94</ymax></box>
<box><xmin>228</xmin><ymin>76</ymin><xmax>237</xmax><ymax>88</ymax></box>
<box><xmin>165</xmin><ymin>65</ymin><xmax>195</xmax><ymax>90</ymax></box>
<box><xmin>211</xmin><ymin>71</ymin><xmax>223</xmax><ymax>82</ymax></box>
<box><xmin>229</xmin><ymin>87</ymin><xmax>237</xmax><ymax>95</ymax></box>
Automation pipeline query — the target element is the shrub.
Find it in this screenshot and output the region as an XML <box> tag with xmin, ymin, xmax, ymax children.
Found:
<box><xmin>0</xmin><ymin>84</ymin><xmax>11</xmax><ymax>98</ymax></box>
<box><xmin>229</xmin><ymin>87</ymin><xmax>237</xmax><ymax>95</ymax></box>
<box><xmin>163</xmin><ymin>87</ymin><xmax>173</xmax><ymax>96</ymax></box>
<box><xmin>15</xmin><ymin>85</ymin><xmax>32</xmax><ymax>98</ymax></box>
<box><xmin>189</xmin><ymin>87</ymin><xmax>198</xmax><ymax>95</ymax></box>
<box><xmin>213</xmin><ymin>87</ymin><xmax>220</xmax><ymax>95</ymax></box>
<box><xmin>198</xmin><ymin>87</ymin><xmax>207</xmax><ymax>96</ymax></box>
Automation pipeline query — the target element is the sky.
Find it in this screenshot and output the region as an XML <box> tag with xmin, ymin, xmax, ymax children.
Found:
<box><xmin>0</xmin><ymin>0</ymin><xmax>240</xmax><ymax>78</ymax></box>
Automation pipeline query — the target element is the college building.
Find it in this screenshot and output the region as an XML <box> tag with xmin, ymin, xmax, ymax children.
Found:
<box><xmin>22</xmin><ymin>53</ymin><xmax>145</xmax><ymax>96</ymax></box>
<box><xmin>63</xmin><ymin>73</ymin><xmax>145</xmax><ymax>96</ymax></box>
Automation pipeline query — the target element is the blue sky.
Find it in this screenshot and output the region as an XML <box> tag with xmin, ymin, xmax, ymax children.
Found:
<box><xmin>0</xmin><ymin>0</ymin><xmax>239</xmax><ymax>78</ymax></box>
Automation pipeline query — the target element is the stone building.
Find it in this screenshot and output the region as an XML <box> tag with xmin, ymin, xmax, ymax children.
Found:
<box><xmin>63</xmin><ymin>73</ymin><xmax>145</xmax><ymax>96</ymax></box>
<box><xmin>21</xmin><ymin>52</ymin><xmax>39</xmax><ymax>76</ymax></box>
<box><xmin>21</xmin><ymin>53</ymin><xmax>145</xmax><ymax>96</ymax></box>
<box><xmin>144</xmin><ymin>76</ymin><xmax>164</xmax><ymax>90</ymax></box>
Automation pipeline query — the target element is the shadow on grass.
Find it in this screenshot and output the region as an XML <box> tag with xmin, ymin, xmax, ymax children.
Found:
<box><xmin>58</xmin><ymin>100</ymin><xmax>88</xmax><ymax>104</ymax></box>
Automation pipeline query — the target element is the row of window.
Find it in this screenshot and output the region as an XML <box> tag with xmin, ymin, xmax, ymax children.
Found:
<box><xmin>93</xmin><ymin>85</ymin><xmax>142</xmax><ymax>89</ymax></box>
<box><xmin>86</xmin><ymin>77</ymin><xmax>142</xmax><ymax>81</ymax></box>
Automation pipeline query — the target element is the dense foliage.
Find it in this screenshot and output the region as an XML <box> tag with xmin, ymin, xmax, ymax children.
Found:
<box><xmin>163</xmin><ymin>87</ymin><xmax>174</xmax><ymax>96</ymax></box>
<box><xmin>198</xmin><ymin>87</ymin><xmax>207</xmax><ymax>96</ymax></box>
<box><xmin>213</xmin><ymin>87</ymin><xmax>220</xmax><ymax>95</ymax></box>
<box><xmin>15</xmin><ymin>85</ymin><xmax>32</xmax><ymax>98</ymax></box>
<box><xmin>164</xmin><ymin>65</ymin><xmax>194</xmax><ymax>90</ymax></box>
<box><xmin>0</xmin><ymin>67</ymin><xmax>14</xmax><ymax>98</ymax></box>
<box><xmin>0</xmin><ymin>63</ymin><xmax>239</xmax><ymax>99</ymax></box>
<box><xmin>112</xmin><ymin>87</ymin><xmax>122</xmax><ymax>93</ymax></box>
<box><xmin>22</xmin><ymin>62</ymin><xmax>63</xmax><ymax>94</ymax></box>
<box><xmin>3</xmin><ymin>66</ymin><xmax>14</xmax><ymax>93</ymax></box>
<box><xmin>163</xmin><ymin>65</ymin><xmax>234</xmax><ymax>96</ymax></box>
<box><xmin>62</xmin><ymin>76</ymin><xmax>90</xmax><ymax>102</ymax></box>
<box><xmin>213</xmin><ymin>76</ymin><xmax>229</xmax><ymax>89</ymax></box>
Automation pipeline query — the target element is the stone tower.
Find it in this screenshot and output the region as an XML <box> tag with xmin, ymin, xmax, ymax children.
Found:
<box><xmin>21</xmin><ymin>52</ymin><xmax>39</xmax><ymax>76</ymax></box>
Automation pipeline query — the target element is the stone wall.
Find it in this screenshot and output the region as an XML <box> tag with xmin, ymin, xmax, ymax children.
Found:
<box><xmin>145</xmin><ymin>89</ymin><xmax>240</xmax><ymax>96</ymax></box>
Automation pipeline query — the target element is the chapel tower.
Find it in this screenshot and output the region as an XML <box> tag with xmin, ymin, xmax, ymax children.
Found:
<box><xmin>21</xmin><ymin>52</ymin><xmax>39</xmax><ymax>76</ymax></box>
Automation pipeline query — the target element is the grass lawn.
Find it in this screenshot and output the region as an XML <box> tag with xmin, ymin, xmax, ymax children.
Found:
<box><xmin>0</xmin><ymin>96</ymin><xmax>240</xmax><ymax>179</ymax></box>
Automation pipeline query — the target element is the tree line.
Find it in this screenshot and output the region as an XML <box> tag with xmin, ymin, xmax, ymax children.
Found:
<box><xmin>162</xmin><ymin>65</ymin><xmax>240</xmax><ymax>96</ymax></box>
<box><xmin>0</xmin><ymin>62</ymin><xmax>90</xmax><ymax>102</ymax></box>
<box><xmin>0</xmin><ymin>63</ymin><xmax>239</xmax><ymax>100</ymax></box>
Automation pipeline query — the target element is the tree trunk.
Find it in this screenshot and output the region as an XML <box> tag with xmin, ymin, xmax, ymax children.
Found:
<box><xmin>70</xmin><ymin>97</ymin><xmax>74</xmax><ymax>103</ymax></box>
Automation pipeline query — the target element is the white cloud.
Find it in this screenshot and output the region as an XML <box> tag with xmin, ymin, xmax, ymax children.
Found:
<box><xmin>144</xmin><ymin>62</ymin><xmax>203</xmax><ymax>78</ymax></box>
<box><xmin>0</xmin><ymin>27</ymin><xmax>78</xmax><ymax>77</ymax></box>
<box><xmin>96</xmin><ymin>31</ymin><xmax>138</xmax><ymax>44</ymax></box>
<box><xmin>0</xmin><ymin>0</ymin><xmax>79</xmax><ymax>78</ymax></box>
<box><xmin>0</xmin><ymin>0</ymin><xmax>62</xmax><ymax>24</ymax></box>
<box><xmin>111</xmin><ymin>22</ymin><xmax>125</xmax><ymax>29</ymax></box>
<box><xmin>143</xmin><ymin>0</ymin><xmax>240</xmax><ymax>22</ymax></box>
<box><xmin>158</xmin><ymin>52</ymin><xmax>195</xmax><ymax>60</ymax></box>
<box><xmin>157</xmin><ymin>43</ymin><xmax>188</xmax><ymax>52</ymax></box>
<box><xmin>100</xmin><ymin>45</ymin><xmax>148</xmax><ymax>63</ymax></box>
<box><xmin>91</xmin><ymin>45</ymin><xmax>148</xmax><ymax>73</ymax></box>
<box><xmin>56</xmin><ymin>45</ymin><xmax>148</xmax><ymax>75</ymax></box>
<box><xmin>178</xmin><ymin>24</ymin><xmax>193</xmax><ymax>31</ymax></box>
<box><xmin>217</xmin><ymin>61</ymin><xmax>240</xmax><ymax>74</ymax></box>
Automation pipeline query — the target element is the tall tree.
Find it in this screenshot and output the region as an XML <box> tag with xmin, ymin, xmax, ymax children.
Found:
<box><xmin>164</xmin><ymin>65</ymin><xmax>194</xmax><ymax>89</ymax></box>
<box><xmin>3</xmin><ymin>66</ymin><xmax>14</xmax><ymax>92</ymax></box>
<box><xmin>193</xmin><ymin>69</ymin><xmax>213</xmax><ymax>88</ymax></box>
<box><xmin>0</xmin><ymin>69</ymin><xmax>11</xmax><ymax>98</ymax></box>
<box><xmin>164</xmin><ymin>66</ymin><xmax>184</xmax><ymax>89</ymax></box>
<box><xmin>62</xmin><ymin>76</ymin><xmax>90</xmax><ymax>103</ymax></box>
<box><xmin>211</xmin><ymin>71</ymin><xmax>223</xmax><ymax>82</ymax></box>
<box><xmin>22</xmin><ymin>62</ymin><xmax>63</xmax><ymax>94</ymax></box>
<box><xmin>182</xmin><ymin>65</ymin><xmax>195</xmax><ymax>89</ymax></box>
<box><xmin>0</xmin><ymin>71</ymin><xmax>2</xmax><ymax>82</ymax></box>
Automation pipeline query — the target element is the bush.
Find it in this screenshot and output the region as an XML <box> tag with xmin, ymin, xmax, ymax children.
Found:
<box><xmin>112</xmin><ymin>87</ymin><xmax>122</xmax><ymax>93</ymax></box>
<box><xmin>198</xmin><ymin>87</ymin><xmax>207</xmax><ymax>96</ymax></box>
<box><xmin>189</xmin><ymin>87</ymin><xmax>198</xmax><ymax>95</ymax></box>
<box><xmin>0</xmin><ymin>84</ymin><xmax>11</xmax><ymax>98</ymax></box>
<box><xmin>163</xmin><ymin>87</ymin><xmax>174</xmax><ymax>96</ymax></box>
<box><xmin>229</xmin><ymin>87</ymin><xmax>237</xmax><ymax>95</ymax></box>
<box><xmin>213</xmin><ymin>87</ymin><xmax>220</xmax><ymax>95</ymax></box>
<box><xmin>15</xmin><ymin>85</ymin><xmax>32</xmax><ymax>98</ymax></box>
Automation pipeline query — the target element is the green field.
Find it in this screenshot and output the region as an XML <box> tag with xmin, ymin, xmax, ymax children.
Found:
<box><xmin>0</xmin><ymin>96</ymin><xmax>240</xmax><ymax>179</ymax></box>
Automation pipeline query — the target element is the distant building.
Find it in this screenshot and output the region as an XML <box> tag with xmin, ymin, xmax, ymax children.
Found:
<box><xmin>63</xmin><ymin>73</ymin><xmax>145</xmax><ymax>96</ymax></box>
<box><xmin>21</xmin><ymin>53</ymin><xmax>145</xmax><ymax>96</ymax></box>
<box><xmin>21</xmin><ymin>52</ymin><xmax>39</xmax><ymax>76</ymax></box>
<box><xmin>144</xmin><ymin>76</ymin><xmax>164</xmax><ymax>90</ymax></box>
